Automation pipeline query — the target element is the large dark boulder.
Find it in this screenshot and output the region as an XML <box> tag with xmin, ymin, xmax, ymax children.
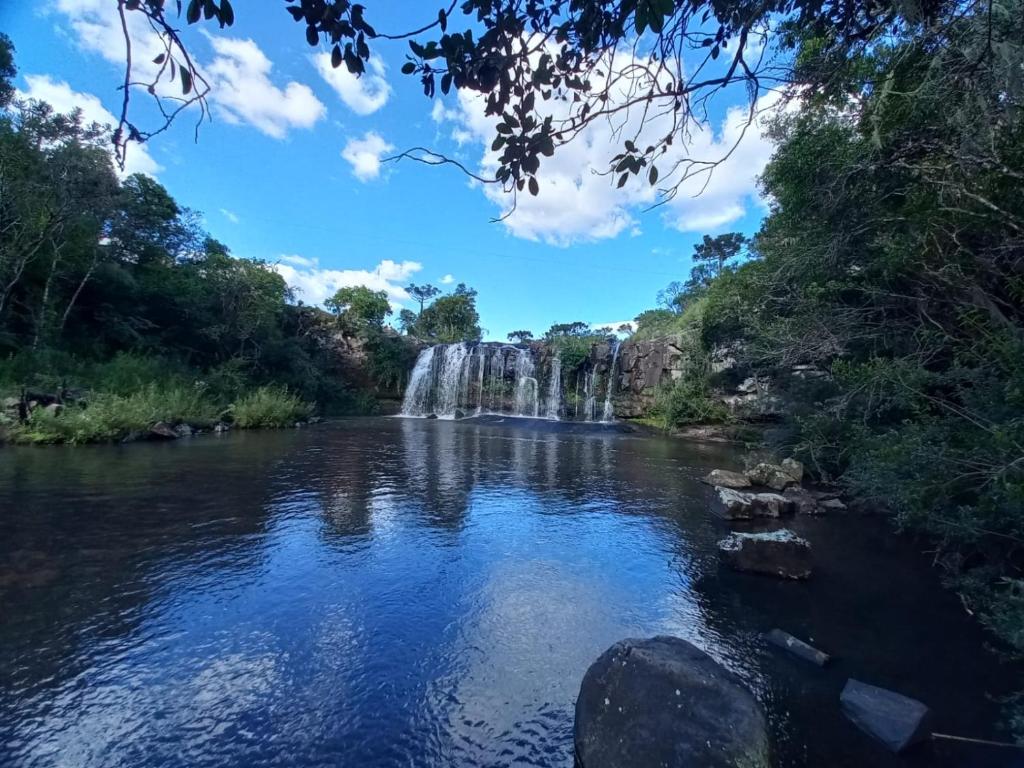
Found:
<box><xmin>840</xmin><ymin>679</ymin><xmax>932</xmax><ymax>753</ymax></box>
<box><xmin>719</xmin><ymin>530</ymin><xmax>812</xmax><ymax>579</ymax></box>
<box><xmin>574</xmin><ymin>636</ymin><xmax>770</xmax><ymax>768</ymax></box>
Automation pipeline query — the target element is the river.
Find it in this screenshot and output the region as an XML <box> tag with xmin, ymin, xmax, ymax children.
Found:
<box><xmin>0</xmin><ymin>417</ymin><xmax>1016</xmax><ymax>767</ymax></box>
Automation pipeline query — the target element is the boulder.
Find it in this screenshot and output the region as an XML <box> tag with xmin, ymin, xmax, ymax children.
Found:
<box><xmin>174</xmin><ymin>424</ymin><xmax>193</xmax><ymax>438</ymax></box>
<box><xmin>840</xmin><ymin>679</ymin><xmax>932</xmax><ymax>753</ymax></box>
<box><xmin>746</xmin><ymin>462</ymin><xmax>800</xmax><ymax>491</ymax></box>
<box><xmin>575</xmin><ymin>636</ymin><xmax>770</xmax><ymax>768</ymax></box>
<box><xmin>148</xmin><ymin>422</ymin><xmax>178</xmax><ymax>440</ymax></box>
<box><xmin>719</xmin><ymin>530</ymin><xmax>812</xmax><ymax>579</ymax></box>
<box><xmin>213</xmin><ymin>422</ymin><xmax>230</xmax><ymax>433</ymax></box>
<box><xmin>716</xmin><ymin>487</ymin><xmax>792</xmax><ymax>519</ymax></box>
<box><xmin>765</xmin><ymin>629</ymin><xmax>830</xmax><ymax>666</ymax></box>
<box><xmin>783</xmin><ymin>487</ymin><xmax>821</xmax><ymax>515</ymax></box>
<box><xmin>1</xmin><ymin>396</ymin><xmax>19</xmax><ymax>410</ymax></box>
<box><xmin>819</xmin><ymin>498</ymin><xmax>848</xmax><ymax>513</ymax></box>
<box><xmin>704</xmin><ymin>469</ymin><xmax>752</xmax><ymax>489</ymax></box>
<box><xmin>42</xmin><ymin>402</ymin><xmax>61</xmax><ymax>416</ymax></box>
<box><xmin>781</xmin><ymin>458</ymin><xmax>804</xmax><ymax>483</ymax></box>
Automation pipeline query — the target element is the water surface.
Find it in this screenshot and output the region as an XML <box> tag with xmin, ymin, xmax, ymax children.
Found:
<box><xmin>0</xmin><ymin>417</ymin><xmax>1017</xmax><ymax>767</ymax></box>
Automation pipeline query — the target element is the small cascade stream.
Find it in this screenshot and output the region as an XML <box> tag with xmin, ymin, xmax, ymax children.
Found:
<box><xmin>602</xmin><ymin>340</ymin><xmax>621</xmax><ymax>422</ymax></box>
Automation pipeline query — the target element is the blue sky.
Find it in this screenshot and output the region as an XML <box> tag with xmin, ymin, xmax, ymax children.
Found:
<box><xmin>3</xmin><ymin>2</ymin><xmax>777</xmax><ymax>340</ymax></box>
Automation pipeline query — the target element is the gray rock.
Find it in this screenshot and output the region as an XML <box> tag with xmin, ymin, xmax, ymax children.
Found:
<box><xmin>42</xmin><ymin>403</ymin><xmax>61</xmax><ymax>416</ymax></box>
<box><xmin>149</xmin><ymin>422</ymin><xmax>178</xmax><ymax>440</ymax></box>
<box><xmin>704</xmin><ymin>469</ymin><xmax>752</xmax><ymax>489</ymax></box>
<box><xmin>783</xmin><ymin>487</ymin><xmax>821</xmax><ymax>515</ymax></box>
<box><xmin>716</xmin><ymin>487</ymin><xmax>792</xmax><ymax>519</ymax></box>
<box><xmin>719</xmin><ymin>530</ymin><xmax>812</xmax><ymax>579</ymax></box>
<box><xmin>766</xmin><ymin>629</ymin><xmax>830</xmax><ymax>666</ymax></box>
<box><xmin>746</xmin><ymin>462</ymin><xmax>800</xmax><ymax>491</ymax></box>
<box><xmin>819</xmin><ymin>498</ymin><xmax>848</xmax><ymax>513</ymax></box>
<box><xmin>840</xmin><ymin>679</ymin><xmax>932</xmax><ymax>753</ymax></box>
<box><xmin>213</xmin><ymin>422</ymin><xmax>230</xmax><ymax>433</ymax></box>
<box><xmin>575</xmin><ymin>636</ymin><xmax>770</xmax><ymax>768</ymax></box>
<box><xmin>781</xmin><ymin>458</ymin><xmax>804</xmax><ymax>483</ymax></box>
<box><xmin>174</xmin><ymin>424</ymin><xmax>193</xmax><ymax>438</ymax></box>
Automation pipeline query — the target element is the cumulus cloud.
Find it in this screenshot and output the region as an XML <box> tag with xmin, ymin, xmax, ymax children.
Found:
<box><xmin>439</xmin><ymin>274</ymin><xmax>455</xmax><ymax>284</ymax></box>
<box><xmin>313</xmin><ymin>54</ymin><xmax>390</xmax><ymax>115</ymax></box>
<box><xmin>273</xmin><ymin>257</ymin><xmax>422</xmax><ymax>307</ymax></box>
<box><xmin>16</xmin><ymin>75</ymin><xmax>161</xmax><ymax>177</ymax></box>
<box><xmin>341</xmin><ymin>132</ymin><xmax>394</xmax><ymax>181</ymax></box>
<box><xmin>433</xmin><ymin>46</ymin><xmax>783</xmax><ymax>245</ymax></box>
<box><xmin>204</xmin><ymin>35</ymin><xmax>325</xmax><ymax>138</ymax></box>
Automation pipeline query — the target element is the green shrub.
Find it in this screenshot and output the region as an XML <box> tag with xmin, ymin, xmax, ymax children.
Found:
<box><xmin>650</xmin><ymin>376</ymin><xmax>731</xmax><ymax>429</ymax></box>
<box><xmin>230</xmin><ymin>386</ymin><xmax>311</xmax><ymax>428</ymax></box>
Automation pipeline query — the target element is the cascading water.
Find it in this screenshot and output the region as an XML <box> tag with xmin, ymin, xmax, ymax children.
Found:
<box><xmin>544</xmin><ymin>354</ymin><xmax>562</xmax><ymax>420</ymax></box>
<box><xmin>400</xmin><ymin>345</ymin><xmax>437</xmax><ymax>416</ymax></box>
<box><xmin>512</xmin><ymin>351</ymin><xmax>539</xmax><ymax>417</ymax></box>
<box><xmin>583</xmin><ymin>366</ymin><xmax>598</xmax><ymax>422</ymax></box>
<box><xmin>601</xmin><ymin>340</ymin><xmax>621</xmax><ymax>422</ymax></box>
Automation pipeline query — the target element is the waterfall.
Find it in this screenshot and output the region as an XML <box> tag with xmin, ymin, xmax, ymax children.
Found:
<box><xmin>400</xmin><ymin>345</ymin><xmax>436</xmax><ymax>416</ymax></box>
<box><xmin>583</xmin><ymin>365</ymin><xmax>598</xmax><ymax>422</ymax></box>
<box><xmin>512</xmin><ymin>348</ymin><xmax>539</xmax><ymax>417</ymax></box>
<box><xmin>601</xmin><ymin>339</ymin><xmax>621</xmax><ymax>422</ymax></box>
<box><xmin>475</xmin><ymin>346</ymin><xmax>486</xmax><ymax>414</ymax></box>
<box><xmin>544</xmin><ymin>353</ymin><xmax>561</xmax><ymax>420</ymax></box>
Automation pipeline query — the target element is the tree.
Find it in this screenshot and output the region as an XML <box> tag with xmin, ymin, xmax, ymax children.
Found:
<box><xmin>398</xmin><ymin>308</ymin><xmax>418</xmax><ymax>335</ymax></box>
<box><xmin>692</xmin><ymin>233</ymin><xmax>746</xmax><ymax>279</ymax></box>
<box><xmin>616</xmin><ymin>323</ymin><xmax>634</xmax><ymax>335</ymax></box>
<box><xmin>107</xmin><ymin>0</ymin><xmax>941</xmax><ymax>203</ymax></box>
<box><xmin>416</xmin><ymin>284</ymin><xmax>481</xmax><ymax>343</ymax></box>
<box><xmin>325</xmin><ymin>285</ymin><xmax>392</xmax><ymax>328</ymax></box>
<box><xmin>544</xmin><ymin>321</ymin><xmax>592</xmax><ymax>340</ymax></box>
<box><xmin>0</xmin><ymin>34</ymin><xmax>15</xmax><ymax>109</ymax></box>
<box><xmin>406</xmin><ymin>283</ymin><xmax>440</xmax><ymax>315</ymax></box>
<box><xmin>507</xmin><ymin>330</ymin><xmax>533</xmax><ymax>343</ymax></box>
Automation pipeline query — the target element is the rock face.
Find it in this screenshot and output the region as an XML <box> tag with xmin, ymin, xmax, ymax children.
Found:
<box><xmin>704</xmin><ymin>469</ymin><xmax>752</xmax><ymax>489</ymax></box>
<box><xmin>719</xmin><ymin>530</ymin><xmax>812</xmax><ymax>579</ymax></box>
<box><xmin>716</xmin><ymin>487</ymin><xmax>791</xmax><ymax>519</ymax></box>
<box><xmin>612</xmin><ymin>336</ymin><xmax>690</xmax><ymax>418</ymax></box>
<box><xmin>575</xmin><ymin>636</ymin><xmax>770</xmax><ymax>768</ymax></box>
<box><xmin>840</xmin><ymin>679</ymin><xmax>932</xmax><ymax>753</ymax></box>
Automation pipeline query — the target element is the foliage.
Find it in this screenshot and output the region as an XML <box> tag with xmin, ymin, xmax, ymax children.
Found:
<box><xmin>229</xmin><ymin>385</ymin><xmax>311</xmax><ymax>429</ymax></box>
<box><xmin>413</xmin><ymin>283</ymin><xmax>482</xmax><ymax>343</ymax></box>
<box><xmin>507</xmin><ymin>329</ymin><xmax>534</xmax><ymax>343</ymax></box>
<box><xmin>326</xmin><ymin>285</ymin><xmax>391</xmax><ymax>329</ymax></box>
<box><xmin>543</xmin><ymin>321</ymin><xmax>592</xmax><ymax>340</ymax></box>
<box><xmin>406</xmin><ymin>283</ymin><xmax>440</xmax><ymax>314</ymax></box>
<box><xmin>361</xmin><ymin>328</ymin><xmax>418</xmax><ymax>392</ymax></box>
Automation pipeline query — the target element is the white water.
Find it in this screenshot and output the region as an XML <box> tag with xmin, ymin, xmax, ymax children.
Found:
<box><xmin>601</xmin><ymin>340</ymin><xmax>621</xmax><ymax>422</ymax></box>
<box><xmin>544</xmin><ymin>354</ymin><xmax>562</xmax><ymax>420</ymax></box>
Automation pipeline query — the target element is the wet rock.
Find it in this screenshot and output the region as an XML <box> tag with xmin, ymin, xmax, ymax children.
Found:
<box><xmin>719</xmin><ymin>530</ymin><xmax>812</xmax><ymax>579</ymax></box>
<box><xmin>716</xmin><ymin>487</ymin><xmax>791</xmax><ymax>519</ymax></box>
<box><xmin>704</xmin><ymin>469</ymin><xmax>751</xmax><ymax>489</ymax></box>
<box><xmin>454</xmin><ymin>409</ymin><xmax>467</xmax><ymax>419</ymax></box>
<box><xmin>575</xmin><ymin>635</ymin><xmax>770</xmax><ymax>768</ymax></box>
<box><xmin>819</xmin><ymin>498</ymin><xmax>848</xmax><ymax>513</ymax></box>
<box><xmin>783</xmin><ymin>487</ymin><xmax>821</xmax><ymax>515</ymax></box>
<box><xmin>148</xmin><ymin>422</ymin><xmax>178</xmax><ymax>440</ymax></box>
<box><xmin>840</xmin><ymin>679</ymin><xmax>932</xmax><ymax>753</ymax></box>
<box><xmin>746</xmin><ymin>462</ymin><xmax>800</xmax><ymax>491</ymax></box>
<box><xmin>766</xmin><ymin>629</ymin><xmax>830</xmax><ymax>666</ymax></box>
<box><xmin>781</xmin><ymin>458</ymin><xmax>804</xmax><ymax>483</ymax></box>
<box><xmin>425</xmin><ymin>413</ymin><xmax>438</xmax><ymax>420</ymax></box>
<box><xmin>174</xmin><ymin>424</ymin><xmax>193</xmax><ymax>438</ymax></box>
<box><xmin>213</xmin><ymin>422</ymin><xmax>230</xmax><ymax>433</ymax></box>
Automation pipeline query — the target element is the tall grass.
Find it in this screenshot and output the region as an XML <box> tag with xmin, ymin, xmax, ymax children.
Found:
<box><xmin>230</xmin><ymin>386</ymin><xmax>311</xmax><ymax>428</ymax></box>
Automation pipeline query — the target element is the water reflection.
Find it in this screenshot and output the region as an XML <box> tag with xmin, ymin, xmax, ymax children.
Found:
<box><xmin>0</xmin><ymin>418</ymin><xmax>1016</xmax><ymax>768</ymax></box>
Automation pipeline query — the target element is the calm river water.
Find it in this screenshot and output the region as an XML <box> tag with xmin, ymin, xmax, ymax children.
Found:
<box><xmin>0</xmin><ymin>417</ymin><xmax>1019</xmax><ymax>767</ymax></box>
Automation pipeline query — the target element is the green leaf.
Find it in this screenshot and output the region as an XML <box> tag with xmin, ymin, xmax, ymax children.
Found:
<box><xmin>438</xmin><ymin>8</ymin><xmax>447</xmax><ymax>32</ymax></box>
<box><xmin>186</xmin><ymin>0</ymin><xmax>200</xmax><ymax>24</ymax></box>
<box><xmin>220</xmin><ymin>0</ymin><xmax>234</xmax><ymax>25</ymax></box>
<box><xmin>617</xmin><ymin>173</ymin><xmax>629</xmax><ymax>188</ymax></box>
<box><xmin>306</xmin><ymin>25</ymin><xmax>319</xmax><ymax>46</ymax></box>
<box><xmin>401</xmin><ymin>62</ymin><xmax>417</xmax><ymax>75</ymax></box>
<box><xmin>152</xmin><ymin>53</ymin><xmax>166</xmax><ymax>65</ymax></box>
<box><xmin>648</xmin><ymin>165</ymin><xmax>659</xmax><ymax>185</ymax></box>
<box><xmin>528</xmin><ymin>176</ymin><xmax>539</xmax><ymax>196</ymax></box>
<box><xmin>181</xmin><ymin>68</ymin><xmax>193</xmax><ymax>95</ymax></box>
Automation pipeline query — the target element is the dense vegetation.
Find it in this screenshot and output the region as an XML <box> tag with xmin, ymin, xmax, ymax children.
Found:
<box><xmin>632</xmin><ymin>0</ymin><xmax>1024</xmax><ymax>728</ymax></box>
<box><xmin>0</xmin><ymin>35</ymin><xmax>420</xmax><ymax>442</ymax></box>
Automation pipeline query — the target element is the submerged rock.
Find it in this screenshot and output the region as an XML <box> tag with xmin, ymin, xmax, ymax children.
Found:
<box><xmin>719</xmin><ymin>529</ymin><xmax>812</xmax><ymax>579</ymax></box>
<box><xmin>716</xmin><ymin>487</ymin><xmax>792</xmax><ymax>519</ymax></box>
<box><xmin>575</xmin><ymin>636</ymin><xmax>770</xmax><ymax>768</ymax></box>
<box><xmin>766</xmin><ymin>629</ymin><xmax>830</xmax><ymax>666</ymax></box>
<box><xmin>746</xmin><ymin>462</ymin><xmax>800</xmax><ymax>491</ymax></box>
<box><xmin>840</xmin><ymin>679</ymin><xmax>932</xmax><ymax>753</ymax></box>
<box><xmin>704</xmin><ymin>469</ymin><xmax>752</xmax><ymax>489</ymax></box>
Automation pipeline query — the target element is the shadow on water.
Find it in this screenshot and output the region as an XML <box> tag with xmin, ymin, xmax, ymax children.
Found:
<box><xmin>0</xmin><ymin>416</ymin><xmax>1019</xmax><ymax>767</ymax></box>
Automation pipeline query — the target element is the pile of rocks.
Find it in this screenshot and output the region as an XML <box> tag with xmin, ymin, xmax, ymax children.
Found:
<box><xmin>706</xmin><ymin>458</ymin><xmax>847</xmax><ymax>580</ymax></box>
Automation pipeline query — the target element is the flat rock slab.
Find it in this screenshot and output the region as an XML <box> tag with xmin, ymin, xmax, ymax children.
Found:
<box><xmin>575</xmin><ymin>636</ymin><xmax>770</xmax><ymax>768</ymax></box>
<box><xmin>766</xmin><ymin>629</ymin><xmax>830</xmax><ymax>666</ymax></box>
<box><xmin>745</xmin><ymin>462</ymin><xmax>800</xmax><ymax>491</ymax></box>
<box><xmin>719</xmin><ymin>529</ymin><xmax>812</xmax><ymax>579</ymax></box>
<box><xmin>840</xmin><ymin>679</ymin><xmax>932</xmax><ymax>753</ymax></box>
<box><xmin>704</xmin><ymin>469</ymin><xmax>752</xmax><ymax>489</ymax></box>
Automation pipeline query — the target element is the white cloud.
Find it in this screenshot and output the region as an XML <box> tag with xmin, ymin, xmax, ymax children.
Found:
<box><xmin>273</xmin><ymin>257</ymin><xmax>422</xmax><ymax>307</ymax></box>
<box><xmin>220</xmin><ymin>208</ymin><xmax>240</xmax><ymax>223</ymax></box>
<box><xmin>16</xmin><ymin>75</ymin><xmax>161</xmax><ymax>177</ymax></box>
<box><xmin>313</xmin><ymin>54</ymin><xmax>390</xmax><ymax>115</ymax></box>
<box><xmin>204</xmin><ymin>35</ymin><xmax>325</xmax><ymax>138</ymax></box>
<box><xmin>439</xmin><ymin>274</ymin><xmax>455</xmax><ymax>285</ymax></box>
<box><xmin>56</xmin><ymin>0</ymin><xmax>165</xmax><ymax>78</ymax></box>
<box><xmin>433</xmin><ymin>46</ymin><xmax>783</xmax><ymax>245</ymax></box>
<box><xmin>341</xmin><ymin>131</ymin><xmax>394</xmax><ymax>181</ymax></box>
